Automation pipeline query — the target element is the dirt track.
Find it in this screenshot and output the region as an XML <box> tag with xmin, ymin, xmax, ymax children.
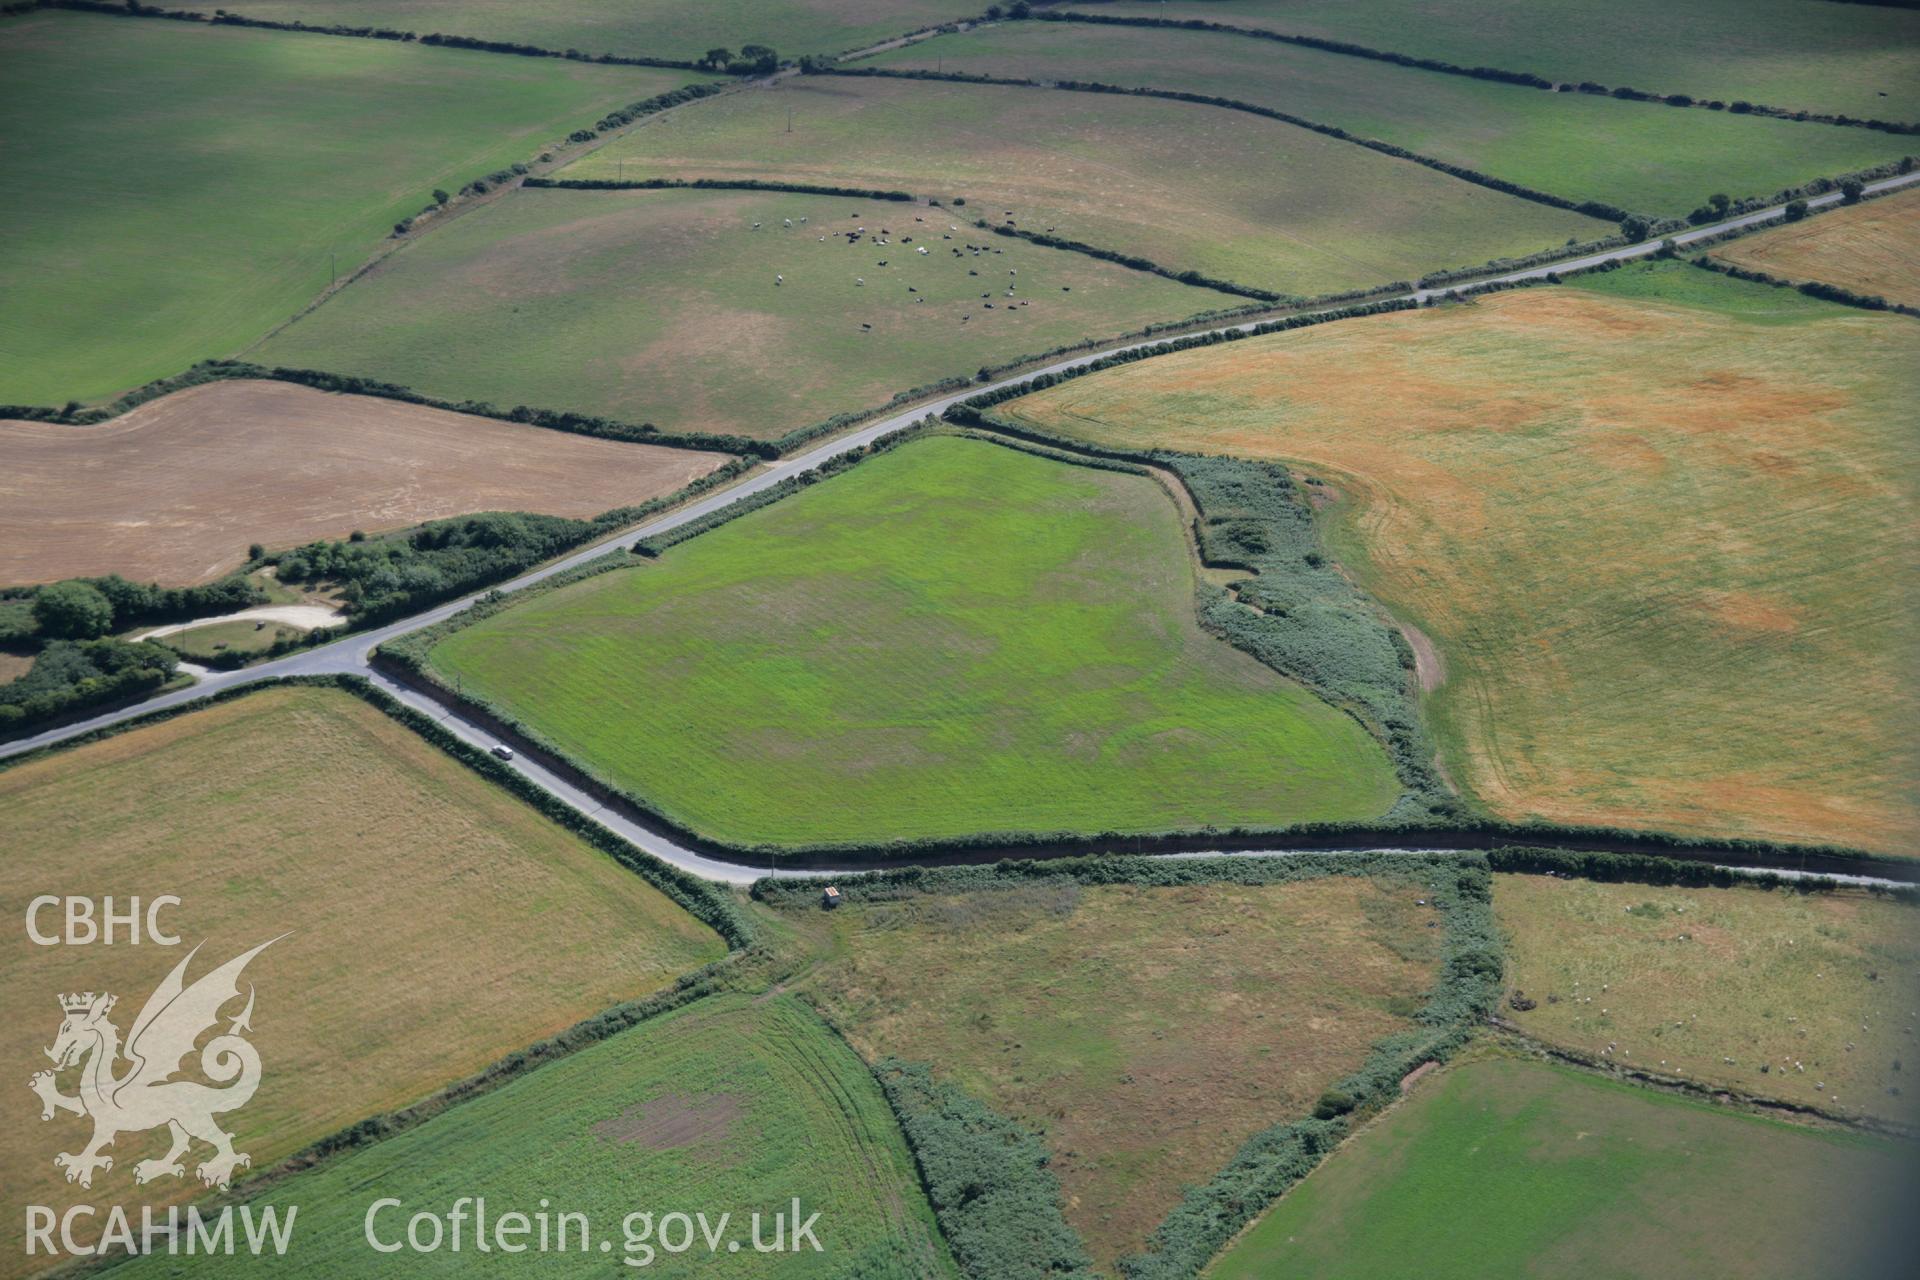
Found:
<box><xmin>0</xmin><ymin>380</ymin><xmax>727</xmax><ymax>585</ymax></box>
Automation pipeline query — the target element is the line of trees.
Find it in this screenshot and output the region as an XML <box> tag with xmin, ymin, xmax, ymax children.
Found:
<box><xmin>0</xmin><ymin>637</ymin><xmax>178</xmax><ymax>733</ymax></box>
<box><xmin>529</xmin><ymin>176</ymin><xmax>915</xmax><ymax>202</ymax></box>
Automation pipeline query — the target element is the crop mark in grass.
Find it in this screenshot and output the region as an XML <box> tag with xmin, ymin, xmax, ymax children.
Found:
<box><xmin>593</xmin><ymin>1091</ymin><xmax>743</xmax><ymax>1150</ymax></box>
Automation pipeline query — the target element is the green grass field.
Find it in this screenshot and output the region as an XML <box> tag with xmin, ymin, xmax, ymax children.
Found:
<box><xmin>122</xmin><ymin>994</ymin><xmax>957</xmax><ymax>1277</ymax></box>
<box><xmin>864</xmin><ymin>22</ymin><xmax>1909</xmax><ymax>217</ymax></box>
<box><xmin>252</xmin><ymin>187</ymin><xmax>1236</xmax><ymax>440</ymax></box>
<box><xmin>1003</xmin><ymin>262</ymin><xmax>1920</xmax><ymax>853</ymax></box>
<box><xmin>0</xmin><ymin>9</ymin><xmax>705</xmax><ymax>405</ymax></box>
<box><xmin>152</xmin><ymin>0</ymin><xmax>985</xmax><ymax>59</ymax></box>
<box><xmin>0</xmin><ymin>686</ymin><xmax>724</xmax><ymax>1270</ymax></box>
<box><xmin>1209</xmin><ymin>1058</ymin><xmax>1919</xmax><ymax>1280</ymax></box>
<box><xmin>1075</xmin><ymin>1</ymin><xmax>1920</xmax><ymax>122</ymax></box>
<box><xmin>426</xmin><ymin>435</ymin><xmax>1401</xmax><ymax>846</ymax></box>
<box><xmin>564</xmin><ymin>75</ymin><xmax>1606</xmax><ymax>297</ymax></box>
<box><xmin>777</xmin><ymin>874</ymin><xmax>1440</xmax><ymax>1267</ymax></box>
<box><xmin>1495</xmin><ymin>874</ymin><xmax>1920</xmax><ymax>1122</ymax></box>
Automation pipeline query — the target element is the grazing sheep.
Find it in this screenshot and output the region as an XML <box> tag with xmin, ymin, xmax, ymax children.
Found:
<box><xmin>856</xmin><ymin>278</ymin><xmax>864</xmax><ymax>286</ymax></box>
<box><xmin>916</xmin><ymin>246</ymin><xmax>929</xmax><ymax>254</ymax></box>
<box><xmin>783</xmin><ymin>218</ymin><xmax>792</xmax><ymax>227</ymax></box>
<box><xmin>775</xmin><ymin>274</ymin><xmax>783</xmax><ymax>285</ymax></box>
<box><xmin>752</xmin><ymin>222</ymin><xmax>761</xmax><ymax>229</ymax></box>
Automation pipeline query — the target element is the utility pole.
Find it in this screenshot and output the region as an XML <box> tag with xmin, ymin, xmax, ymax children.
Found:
<box><xmin>329</xmin><ymin>251</ymin><xmax>336</xmax><ymax>286</ymax></box>
<box><xmin>786</xmin><ymin>105</ymin><xmax>793</xmax><ymax>133</ymax></box>
<box><xmin>618</xmin><ymin>159</ymin><xmax>625</xmax><ymax>182</ymax></box>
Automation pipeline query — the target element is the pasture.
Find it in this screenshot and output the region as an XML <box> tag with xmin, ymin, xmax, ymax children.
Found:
<box><xmin>780</xmin><ymin>874</ymin><xmax>1442</xmax><ymax>1268</ymax></box>
<box><xmin>1074</xmin><ymin>1</ymin><xmax>1920</xmax><ymax>122</ymax></box>
<box><xmin>0</xmin><ymin>380</ymin><xmax>725</xmax><ymax>586</ymax></box>
<box><xmin>122</xmin><ymin>994</ymin><xmax>957</xmax><ymax>1278</ymax></box>
<box><xmin>150</xmin><ymin>0</ymin><xmax>985</xmax><ymax>59</ymax></box>
<box><xmin>1209</xmin><ymin>1058</ymin><xmax>1917</xmax><ymax>1280</ymax></box>
<box><xmin>0</xmin><ymin>8</ymin><xmax>704</xmax><ymax>406</ymax></box>
<box><xmin>1495</xmin><ymin>873</ymin><xmax>1920</xmax><ymax>1121</ymax></box>
<box><xmin>425</xmin><ymin>435</ymin><xmax>1402</xmax><ymax>847</ymax></box>
<box><xmin>251</xmin><ymin>186</ymin><xmax>1237</xmax><ymax>441</ymax></box>
<box><xmin>0</xmin><ymin>685</ymin><xmax>725</xmax><ymax>1267</ymax></box>
<box><xmin>1716</xmin><ymin>185</ymin><xmax>1920</xmax><ymax>308</ymax></box>
<box><xmin>564</xmin><ymin>75</ymin><xmax>1605</xmax><ymax>297</ymax></box>
<box><xmin>863</xmin><ymin>22</ymin><xmax>1909</xmax><ymax>216</ymax></box>
<box><xmin>1002</xmin><ymin>262</ymin><xmax>1920</xmax><ymax>853</ymax></box>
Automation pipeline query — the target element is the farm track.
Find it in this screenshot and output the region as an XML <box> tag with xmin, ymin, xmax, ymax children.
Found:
<box><xmin>6</xmin><ymin>172</ymin><xmax>1918</xmax><ymax>886</ymax></box>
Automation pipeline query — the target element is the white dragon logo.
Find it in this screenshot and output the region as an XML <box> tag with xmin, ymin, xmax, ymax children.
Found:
<box><xmin>29</xmin><ymin>937</ymin><xmax>282</xmax><ymax>1191</ymax></box>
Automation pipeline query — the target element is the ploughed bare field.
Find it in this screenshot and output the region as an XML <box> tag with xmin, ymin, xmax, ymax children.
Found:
<box><xmin>0</xmin><ymin>380</ymin><xmax>728</xmax><ymax>585</ymax></box>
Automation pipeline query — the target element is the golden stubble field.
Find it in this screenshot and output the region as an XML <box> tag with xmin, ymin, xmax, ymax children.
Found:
<box><xmin>1716</xmin><ymin>186</ymin><xmax>1920</xmax><ymax>309</ymax></box>
<box><xmin>1005</xmin><ymin>266</ymin><xmax>1920</xmax><ymax>852</ymax></box>
<box><xmin>0</xmin><ymin>380</ymin><xmax>726</xmax><ymax>585</ymax></box>
<box><xmin>0</xmin><ymin>686</ymin><xmax>723</xmax><ymax>1270</ymax></box>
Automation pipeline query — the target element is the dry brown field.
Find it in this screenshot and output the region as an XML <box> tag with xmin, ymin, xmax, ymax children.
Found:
<box><xmin>786</xmin><ymin>876</ymin><xmax>1441</xmax><ymax>1268</ymax></box>
<box><xmin>0</xmin><ymin>380</ymin><xmax>726</xmax><ymax>585</ymax></box>
<box><xmin>1004</xmin><ymin>263</ymin><xmax>1920</xmax><ymax>852</ymax></box>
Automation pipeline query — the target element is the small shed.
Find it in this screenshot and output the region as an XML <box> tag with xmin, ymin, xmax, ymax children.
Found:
<box><xmin>822</xmin><ymin>885</ymin><xmax>844</xmax><ymax>910</ymax></box>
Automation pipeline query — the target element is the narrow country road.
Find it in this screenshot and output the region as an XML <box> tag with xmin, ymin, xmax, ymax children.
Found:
<box><xmin>7</xmin><ymin>172</ymin><xmax>1916</xmax><ymax>886</ymax></box>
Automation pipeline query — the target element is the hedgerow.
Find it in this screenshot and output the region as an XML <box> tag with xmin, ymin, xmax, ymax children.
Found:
<box><xmin>1689</xmin><ymin>254</ymin><xmax>1920</xmax><ymax>317</ymax></box>
<box><xmin>874</xmin><ymin>1059</ymin><xmax>1097</xmax><ymax>1280</ymax></box>
<box><xmin>528</xmin><ymin>176</ymin><xmax>915</xmax><ymax>201</ymax></box>
<box><xmin>824</xmin><ymin>65</ymin><xmax>1637</xmax><ymax>220</ymax></box>
<box><xmin>1032</xmin><ymin>8</ymin><xmax>1920</xmax><ymax>136</ymax></box>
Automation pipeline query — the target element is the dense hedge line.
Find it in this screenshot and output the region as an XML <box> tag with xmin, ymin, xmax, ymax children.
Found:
<box><xmin>875</xmin><ymin>1059</ymin><xmax>1097</xmax><ymax>1280</ymax></box>
<box><xmin>1691</xmin><ymin>253</ymin><xmax>1920</xmax><ymax>317</ymax></box>
<box><xmin>1486</xmin><ymin>844</ymin><xmax>1920</xmax><ymax>904</ymax></box>
<box><xmin>529</xmin><ymin>175</ymin><xmax>915</xmax><ymax>201</ymax></box>
<box><xmin>829</xmin><ymin>66</ymin><xmax>1635</xmax><ymax>219</ymax></box>
<box><xmin>758</xmin><ymin>852</ymin><xmax>1501</xmax><ymax>1279</ymax></box>
<box><xmin>0</xmin><ymin>358</ymin><xmax>765</xmax><ymax>455</ymax></box>
<box><xmin>0</xmin><ymin>571</ymin><xmax>263</xmax><ymax>639</ymax></box>
<box><xmin>1167</xmin><ymin>453</ymin><xmax>1452</xmax><ymax>817</ymax></box>
<box><xmin>37</xmin><ymin>1</ymin><xmax>710</xmax><ymax>69</ymax></box>
<box><xmin>982</xmin><ymin>221</ymin><xmax>1281</xmax><ymax>299</ymax></box>
<box><xmin>1037</xmin><ymin>8</ymin><xmax>1920</xmax><ymax>134</ymax></box>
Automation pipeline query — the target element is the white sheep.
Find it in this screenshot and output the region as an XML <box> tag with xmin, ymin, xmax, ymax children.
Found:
<box><xmin>752</xmin><ymin>222</ymin><xmax>762</xmax><ymax>229</ymax></box>
<box><xmin>783</xmin><ymin>218</ymin><xmax>793</xmax><ymax>227</ymax></box>
<box><xmin>775</xmin><ymin>275</ymin><xmax>783</xmax><ymax>285</ymax></box>
<box><xmin>855</xmin><ymin>277</ymin><xmax>864</xmax><ymax>286</ymax></box>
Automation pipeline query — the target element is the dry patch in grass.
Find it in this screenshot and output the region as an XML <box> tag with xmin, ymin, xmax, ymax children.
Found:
<box><xmin>791</xmin><ymin>877</ymin><xmax>1440</xmax><ymax>1267</ymax></box>
<box><xmin>1495</xmin><ymin>873</ymin><xmax>1920</xmax><ymax>1123</ymax></box>
<box><xmin>0</xmin><ymin>380</ymin><xmax>726</xmax><ymax>586</ymax></box>
<box><xmin>1717</xmin><ymin>186</ymin><xmax>1920</xmax><ymax>309</ymax></box>
<box><xmin>0</xmin><ymin>686</ymin><xmax>723</xmax><ymax>1265</ymax></box>
<box><xmin>1005</xmin><ymin>270</ymin><xmax>1920</xmax><ymax>851</ymax></box>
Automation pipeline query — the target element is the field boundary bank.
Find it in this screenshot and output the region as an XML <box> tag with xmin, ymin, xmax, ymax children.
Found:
<box><xmin>1039</xmin><ymin>6</ymin><xmax>1920</xmax><ymax>135</ymax></box>
<box><xmin>820</xmin><ymin>65</ymin><xmax>1638</xmax><ymax>220</ymax></box>
<box><xmin>1690</xmin><ymin>252</ymin><xmax>1920</xmax><ymax>316</ymax></box>
<box><xmin>761</xmin><ymin>851</ymin><xmax>1504</xmax><ymax>1279</ymax></box>
<box><xmin>822</xmin><ymin>65</ymin><xmax>1919</xmax><ymax>224</ymax></box>
<box><xmin>371</xmin><ymin>426</ymin><xmax>1917</xmax><ymax>884</ymax></box>
<box><xmin>1484</xmin><ymin>1018</ymin><xmax>1917</xmax><ymax>1140</ymax></box>
<box><xmin>532</xmin><ymin>174</ymin><xmax>1284</xmax><ymax>300</ymax></box>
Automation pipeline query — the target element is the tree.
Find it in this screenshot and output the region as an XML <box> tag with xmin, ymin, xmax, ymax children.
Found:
<box><xmin>702</xmin><ymin>46</ymin><xmax>733</xmax><ymax>69</ymax></box>
<box><xmin>1841</xmin><ymin>178</ymin><xmax>1866</xmax><ymax>204</ymax></box>
<box><xmin>1619</xmin><ymin>215</ymin><xmax>1652</xmax><ymax>243</ymax></box>
<box><xmin>432</xmin><ymin>188</ymin><xmax>449</xmax><ymax>205</ymax></box>
<box><xmin>32</xmin><ymin>581</ymin><xmax>114</xmax><ymax>639</ymax></box>
<box><xmin>1784</xmin><ymin>198</ymin><xmax>1810</xmax><ymax>222</ymax></box>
